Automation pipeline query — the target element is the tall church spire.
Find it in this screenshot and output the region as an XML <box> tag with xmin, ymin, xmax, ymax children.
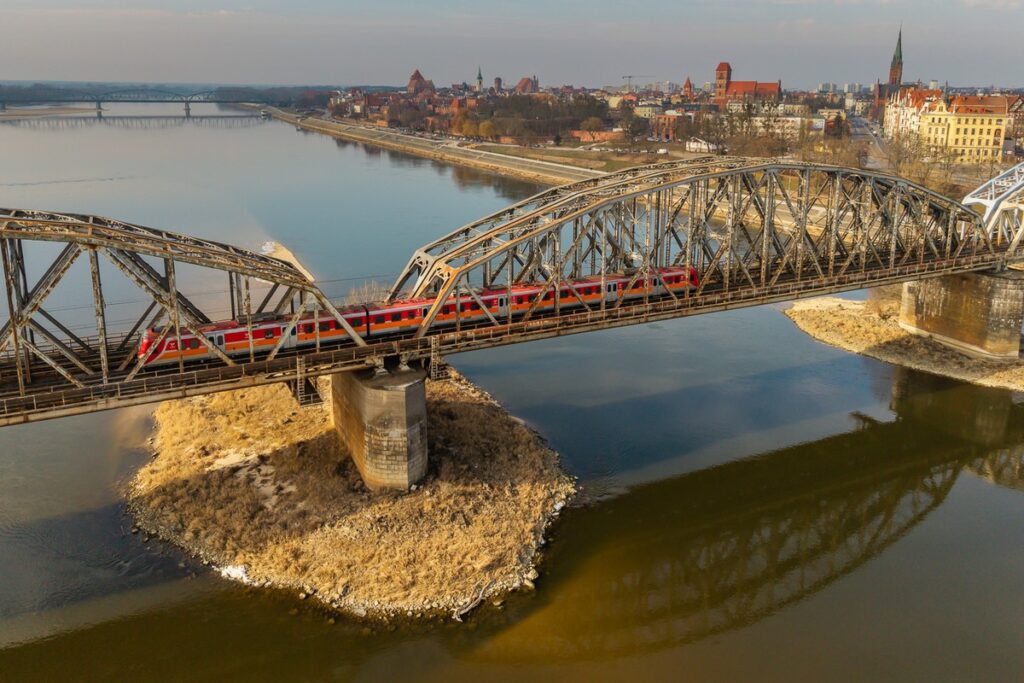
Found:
<box><xmin>891</xmin><ymin>26</ymin><xmax>902</xmax><ymax>68</ymax></box>
<box><xmin>888</xmin><ymin>26</ymin><xmax>904</xmax><ymax>87</ymax></box>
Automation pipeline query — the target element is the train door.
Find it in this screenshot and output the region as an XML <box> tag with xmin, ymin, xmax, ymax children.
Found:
<box><xmin>606</xmin><ymin>282</ymin><xmax>617</xmax><ymax>305</ymax></box>
<box><xmin>205</xmin><ymin>334</ymin><xmax>225</xmax><ymax>354</ymax></box>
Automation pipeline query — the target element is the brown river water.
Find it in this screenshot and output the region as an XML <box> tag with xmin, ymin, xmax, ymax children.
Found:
<box><xmin>0</xmin><ymin>105</ymin><xmax>1021</xmax><ymax>681</ymax></box>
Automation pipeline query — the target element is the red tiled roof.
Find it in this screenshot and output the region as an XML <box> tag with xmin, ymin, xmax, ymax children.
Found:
<box><xmin>716</xmin><ymin>62</ymin><xmax>732</xmax><ymax>72</ymax></box>
<box><xmin>949</xmin><ymin>95</ymin><xmax>1009</xmax><ymax>114</ymax></box>
<box><xmin>725</xmin><ymin>81</ymin><xmax>779</xmax><ymax>97</ymax></box>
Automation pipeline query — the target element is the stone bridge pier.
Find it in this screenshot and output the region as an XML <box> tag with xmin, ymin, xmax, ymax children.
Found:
<box><xmin>899</xmin><ymin>270</ymin><xmax>1024</xmax><ymax>361</ymax></box>
<box><xmin>326</xmin><ymin>367</ymin><xmax>428</xmax><ymax>490</ymax></box>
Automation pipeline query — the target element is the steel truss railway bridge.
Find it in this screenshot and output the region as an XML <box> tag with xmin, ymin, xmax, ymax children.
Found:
<box><xmin>2</xmin><ymin>157</ymin><xmax>1023</xmax><ymax>426</ymax></box>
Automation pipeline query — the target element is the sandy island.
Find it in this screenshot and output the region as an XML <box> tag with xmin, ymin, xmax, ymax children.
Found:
<box><xmin>0</xmin><ymin>105</ymin><xmax>99</xmax><ymax>120</ymax></box>
<box><xmin>786</xmin><ymin>287</ymin><xmax>1024</xmax><ymax>392</ymax></box>
<box><xmin>127</xmin><ymin>370</ymin><xmax>575</xmax><ymax>620</ymax></box>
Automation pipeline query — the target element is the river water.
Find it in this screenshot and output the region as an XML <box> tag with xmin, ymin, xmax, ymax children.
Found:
<box><xmin>0</xmin><ymin>105</ymin><xmax>1021</xmax><ymax>681</ymax></box>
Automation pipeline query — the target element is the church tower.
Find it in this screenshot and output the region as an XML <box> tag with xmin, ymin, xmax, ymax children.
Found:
<box><xmin>715</xmin><ymin>62</ymin><xmax>732</xmax><ymax>102</ymax></box>
<box><xmin>888</xmin><ymin>27</ymin><xmax>903</xmax><ymax>87</ymax></box>
<box><xmin>476</xmin><ymin>66</ymin><xmax>484</xmax><ymax>93</ymax></box>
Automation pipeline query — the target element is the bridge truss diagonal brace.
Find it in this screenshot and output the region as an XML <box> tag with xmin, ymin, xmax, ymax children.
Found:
<box><xmin>103</xmin><ymin>248</ymin><xmax>237</xmax><ymax>369</ymax></box>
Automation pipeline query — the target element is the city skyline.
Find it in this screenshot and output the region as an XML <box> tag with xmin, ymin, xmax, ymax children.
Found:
<box><xmin>4</xmin><ymin>0</ymin><xmax>1023</xmax><ymax>89</ymax></box>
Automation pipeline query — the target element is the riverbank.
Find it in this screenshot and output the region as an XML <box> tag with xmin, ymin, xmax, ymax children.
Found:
<box><xmin>786</xmin><ymin>292</ymin><xmax>1024</xmax><ymax>392</ymax></box>
<box><xmin>127</xmin><ymin>370</ymin><xmax>575</xmax><ymax>620</ymax></box>
<box><xmin>258</xmin><ymin>107</ymin><xmax>601</xmax><ymax>185</ymax></box>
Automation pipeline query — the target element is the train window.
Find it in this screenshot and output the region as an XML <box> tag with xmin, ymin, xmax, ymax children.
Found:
<box><xmin>499</xmin><ymin>298</ymin><xmax>505</xmax><ymax>306</ymax></box>
<box><xmin>391</xmin><ymin>313</ymin><xmax>401</xmax><ymax>322</ymax></box>
<box><xmin>544</xmin><ymin>291</ymin><xmax>553</xmax><ymax>300</ymax></box>
<box><xmin>217</xmin><ymin>336</ymin><xmax>224</xmax><ymax>345</ymax></box>
<box><xmin>189</xmin><ymin>339</ymin><xmax>201</xmax><ymax>349</ymax></box>
<box><xmin>443</xmin><ymin>305</ymin><xmax>452</xmax><ymax>315</ymax></box>
<box><xmin>264</xmin><ymin>329</ymin><xmax>274</xmax><ymax>339</ymax></box>
<box><xmin>470</xmin><ymin>303</ymin><xmax>480</xmax><ymax>311</ymax></box>
<box><xmin>290</xmin><ymin>327</ymin><xmax>297</xmax><ymax>336</ymax></box>
<box><xmin>375</xmin><ymin>316</ymin><xmax>385</xmax><ymax>324</ymax></box>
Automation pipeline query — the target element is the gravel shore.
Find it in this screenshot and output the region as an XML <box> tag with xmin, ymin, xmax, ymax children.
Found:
<box><xmin>127</xmin><ymin>370</ymin><xmax>575</xmax><ymax>620</ymax></box>
<box><xmin>786</xmin><ymin>291</ymin><xmax>1024</xmax><ymax>392</ymax></box>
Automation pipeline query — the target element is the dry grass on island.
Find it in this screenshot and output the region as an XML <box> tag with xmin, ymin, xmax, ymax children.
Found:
<box><xmin>786</xmin><ymin>287</ymin><xmax>1024</xmax><ymax>392</ymax></box>
<box><xmin>127</xmin><ymin>370</ymin><xmax>575</xmax><ymax>620</ymax></box>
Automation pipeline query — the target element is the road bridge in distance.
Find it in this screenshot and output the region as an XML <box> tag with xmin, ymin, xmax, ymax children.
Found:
<box><xmin>2</xmin><ymin>157</ymin><xmax>1023</xmax><ymax>485</ymax></box>
<box><xmin>0</xmin><ymin>88</ymin><xmax>257</xmax><ymax>118</ymax></box>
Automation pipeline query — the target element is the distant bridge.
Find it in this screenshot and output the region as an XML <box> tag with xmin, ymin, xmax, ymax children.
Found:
<box><xmin>0</xmin><ymin>115</ymin><xmax>264</xmax><ymax>132</ymax></box>
<box><xmin>0</xmin><ymin>88</ymin><xmax>249</xmax><ymax>107</ymax></box>
<box><xmin>1</xmin><ymin>157</ymin><xmax>1023</xmax><ymax>425</ymax></box>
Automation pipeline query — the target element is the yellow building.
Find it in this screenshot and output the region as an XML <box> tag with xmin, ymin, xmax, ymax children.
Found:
<box><xmin>885</xmin><ymin>89</ymin><xmax>1009</xmax><ymax>164</ymax></box>
<box><xmin>920</xmin><ymin>97</ymin><xmax>1007</xmax><ymax>163</ymax></box>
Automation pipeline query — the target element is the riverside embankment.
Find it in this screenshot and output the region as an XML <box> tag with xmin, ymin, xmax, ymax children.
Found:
<box><xmin>260</xmin><ymin>106</ymin><xmax>602</xmax><ymax>185</ymax></box>
<box><xmin>127</xmin><ymin>370</ymin><xmax>575</xmax><ymax>621</ymax></box>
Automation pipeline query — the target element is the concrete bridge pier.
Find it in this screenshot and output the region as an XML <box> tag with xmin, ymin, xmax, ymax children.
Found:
<box><xmin>899</xmin><ymin>270</ymin><xmax>1024</xmax><ymax>361</ymax></box>
<box><xmin>184</xmin><ymin>102</ymin><xmax>191</xmax><ymax>118</ymax></box>
<box><xmin>327</xmin><ymin>366</ymin><xmax>428</xmax><ymax>490</ymax></box>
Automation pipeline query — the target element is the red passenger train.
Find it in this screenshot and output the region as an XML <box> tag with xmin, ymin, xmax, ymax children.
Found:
<box><xmin>138</xmin><ymin>266</ymin><xmax>698</xmax><ymax>367</ymax></box>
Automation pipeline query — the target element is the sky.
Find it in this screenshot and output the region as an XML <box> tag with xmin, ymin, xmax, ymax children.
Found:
<box><xmin>3</xmin><ymin>0</ymin><xmax>1022</xmax><ymax>89</ymax></box>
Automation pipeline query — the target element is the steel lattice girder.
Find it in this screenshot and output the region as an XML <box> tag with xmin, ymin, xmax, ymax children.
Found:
<box><xmin>0</xmin><ymin>209</ymin><xmax>364</xmax><ymax>394</ymax></box>
<box><xmin>963</xmin><ymin>161</ymin><xmax>1024</xmax><ymax>246</ymax></box>
<box><xmin>393</xmin><ymin>160</ymin><xmax>999</xmax><ymax>339</ymax></box>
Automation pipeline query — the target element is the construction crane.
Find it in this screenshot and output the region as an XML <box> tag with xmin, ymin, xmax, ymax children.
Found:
<box><xmin>621</xmin><ymin>75</ymin><xmax>650</xmax><ymax>93</ymax></box>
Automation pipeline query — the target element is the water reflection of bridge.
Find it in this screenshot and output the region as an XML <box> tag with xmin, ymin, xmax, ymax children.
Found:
<box><xmin>472</xmin><ymin>368</ymin><xmax>1024</xmax><ymax>660</ymax></box>
<box><xmin>0</xmin><ymin>115</ymin><xmax>264</xmax><ymax>132</ymax></box>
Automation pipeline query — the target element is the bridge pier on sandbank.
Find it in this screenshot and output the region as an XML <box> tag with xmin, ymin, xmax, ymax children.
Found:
<box><xmin>899</xmin><ymin>270</ymin><xmax>1024</xmax><ymax>361</ymax></box>
<box><xmin>327</xmin><ymin>367</ymin><xmax>428</xmax><ymax>490</ymax></box>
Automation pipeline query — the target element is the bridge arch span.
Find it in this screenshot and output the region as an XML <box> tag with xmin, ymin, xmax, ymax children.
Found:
<box><xmin>391</xmin><ymin>158</ymin><xmax>999</xmax><ymax>339</ymax></box>
<box><xmin>0</xmin><ymin>209</ymin><xmax>363</xmax><ymax>402</ymax></box>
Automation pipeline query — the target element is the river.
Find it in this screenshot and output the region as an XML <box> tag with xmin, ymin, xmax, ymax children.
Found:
<box><xmin>1</xmin><ymin>104</ymin><xmax>1022</xmax><ymax>681</ymax></box>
